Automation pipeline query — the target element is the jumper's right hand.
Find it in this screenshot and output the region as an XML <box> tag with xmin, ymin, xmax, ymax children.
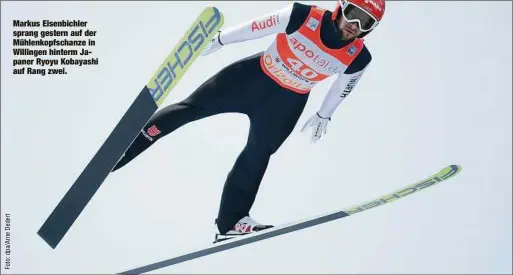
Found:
<box><xmin>202</xmin><ymin>31</ymin><xmax>224</xmax><ymax>56</ymax></box>
<box><xmin>300</xmin><ymin>112</ymin><xmax>331</xmax><ymax>143</ymax></box>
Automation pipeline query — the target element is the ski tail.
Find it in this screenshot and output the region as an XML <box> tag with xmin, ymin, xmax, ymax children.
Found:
<box><xmin>37</xmin><ymin>7</ymin><xmax>224</xmax><ymax>249</ymax></box>
<box><xmin>119</xmin><ymin>165</ymin><xmax>462</xmax><ymax>274</ymax></box>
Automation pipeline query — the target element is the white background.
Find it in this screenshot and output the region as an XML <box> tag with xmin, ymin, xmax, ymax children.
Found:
<box><xmin>1</xmin><ymin>1</ymin><xmax>511</xmax><ymax>274</ymax></box>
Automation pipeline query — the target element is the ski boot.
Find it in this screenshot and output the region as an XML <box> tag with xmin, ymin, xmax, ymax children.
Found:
<box><xmin>213</xmin><ymin>216</ymin><xmax>273</xmax><ymax>244</ymax></box>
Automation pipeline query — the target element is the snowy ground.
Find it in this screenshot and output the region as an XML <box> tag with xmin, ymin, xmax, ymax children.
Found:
<box><xmin>1</xmin><ymin>1</ymin><xmax>511</xmax><ymax>274</ymax></box>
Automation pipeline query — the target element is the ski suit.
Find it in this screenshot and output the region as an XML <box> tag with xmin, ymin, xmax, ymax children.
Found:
<box><xmin>112</xmin><ymin>2</ymin><xmax>372</xmax><ymax>234</ymax></box>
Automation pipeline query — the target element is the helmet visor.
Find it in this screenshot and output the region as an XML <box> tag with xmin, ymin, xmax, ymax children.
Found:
<box><xmin>342</xmin><ymin>2</ymin><xmax>378</xmax><ymax>32</ymax></box>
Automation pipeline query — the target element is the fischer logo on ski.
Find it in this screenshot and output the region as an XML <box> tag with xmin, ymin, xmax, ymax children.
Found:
<box><xmin>148</xmin><ymin>8</ymin><xmax>223</xmax><ymax>106</ymax></box>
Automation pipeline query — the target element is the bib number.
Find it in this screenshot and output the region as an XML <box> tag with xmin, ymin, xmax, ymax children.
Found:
<box><xmin>287</xmin><ymin>58</ymin><xmax>318</xmax><ymax>79</ymax></box>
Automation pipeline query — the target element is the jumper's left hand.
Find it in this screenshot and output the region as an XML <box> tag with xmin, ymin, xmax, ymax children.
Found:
<box><xmin>300</xmin><ymin>112</ymin><xmax>330</xmax><ymax>143</ymax></box>
<box><xmin>202</xmin><ymin>31</ymin><xmax>224</xmax><ymax>56</ymax></box>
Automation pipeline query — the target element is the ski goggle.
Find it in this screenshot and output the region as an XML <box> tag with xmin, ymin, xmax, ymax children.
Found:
<box><xmin>340</xmin><ymin>2</ymin><xmax>379</xmax><ymax>32</ymax></box>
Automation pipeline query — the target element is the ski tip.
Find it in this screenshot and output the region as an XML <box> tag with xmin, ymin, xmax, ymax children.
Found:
<box><xmin>203</xmin><ymin>6</ymin><xmax>221</xmax><ymax>14</ymax></box>
<box><xmin>445</xmin><ymin>164</ymin><xmax>463</xmax><ymax>174</ymax></box>
<box><xmin>433</xmin><ymin>164</ymin><xmax>462</xmax><ymax>182</ymax></box>
<box><xmin>205</xmin><ymin>6</ymin><xmax>224</xmax><ymax>21</ymax></box>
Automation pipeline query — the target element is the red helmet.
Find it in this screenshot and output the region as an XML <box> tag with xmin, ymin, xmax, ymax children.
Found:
<box><xmin>332</xmin><ymin>0</ymin><xmax>385</xmax><ymax>35</ymax></box>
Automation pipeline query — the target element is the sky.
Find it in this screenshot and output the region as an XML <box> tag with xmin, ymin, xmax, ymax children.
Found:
<box><xmin>1</xmin><ymin>1</ymin><xmax>512</xmax><ymax>274</ymax></box>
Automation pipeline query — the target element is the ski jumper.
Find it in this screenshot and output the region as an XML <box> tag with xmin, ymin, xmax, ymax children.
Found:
<box><xmin>112</xmin><ymin>3</ymin><xmax>372</xmax><ymax>234</ymax></box>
